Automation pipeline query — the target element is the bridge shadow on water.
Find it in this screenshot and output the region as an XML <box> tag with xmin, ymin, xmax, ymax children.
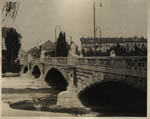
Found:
<box><xmin>79</xmin><ymin>81</ymin><xmax>147</xmax><ymax>117</ymax></box>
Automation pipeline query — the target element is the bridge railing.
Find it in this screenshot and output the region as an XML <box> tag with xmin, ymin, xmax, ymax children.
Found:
<box><xmin>55</xmin><ymin>57</ymin><xmax>68</xmax><ymax>65</ymax></box>
<box><xmin>44</xmin><ymin>57</ymin><xmax>56</xmax><ymax>64</ymax></box>
<box><xmin>32</xmin><ymin>56</ymin><xmax>147</xmax><ymax>72</ymax></box>
<box><xmin>43</xmin><ymin>57</ymin><xmax>68</xmax><ymax>65</ymax></box>
<box><xmin>76</xmin><ymin>56</ymin><xmax>147</xmax><ymax>72</ymax></box>
<box><xmin>31</xmin><ymin>58</ymin><xmax>40</xmax><ymax>64</ymax></box>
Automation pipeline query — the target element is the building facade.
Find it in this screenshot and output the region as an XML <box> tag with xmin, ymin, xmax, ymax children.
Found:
<box><xmin>40</xmin><ymin>40</ymin><xmax>55</xmax><ymax>52</ymax></box>
<box><xmin>39</xmin><ymin>40</ymin><xmax>55</xmax><ymax>57</ymax></box>
<box><xmin>80</xmin><ymin>36</ymin><xmax>147</xmax><ymax>54</ymax></box>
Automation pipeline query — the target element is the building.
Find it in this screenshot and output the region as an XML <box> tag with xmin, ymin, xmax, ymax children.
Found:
<box><xmin>80</xmin><ymin>36</ymin><xmax>147</xmax><ymax>53</ymax></box>
<box><xmin>40</xmin><ymin>40</ymin><xmax>55</xmax><ymax>52</ymax></box>
<box><xmin>18</xmin><ymin>49</ymin><xmax>27</xmax><ymax>59</ymax></box>
<box><xmin>27</xmin><ymin>47</ymin><xmax>41</xmax><ymax>58</ymax></box>
<box><xmin>39</xmin><ymin>40</ymin><xmax>55</xmax><ymax>57</ymax></box>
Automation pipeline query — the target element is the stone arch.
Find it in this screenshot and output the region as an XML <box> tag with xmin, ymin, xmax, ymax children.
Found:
<box><xmin>78</xmin><ymin>80</ymin><xmax>147</xmax><ymax>115</ymax></box>
<box><xmin>23</xmin><ymin>65</ymin><xmax>28</xmax><ymax>73</ymax></box>
<box><xmin>32</xmin><ymin>65</ymin><xmax>41</xmax><ymax>79</ymax></box>
<box><xmin>78</xmin><ymin>71</ymin><xmax>146</xmax><ymax>93</ymax></box>
<box><xmin>44</xmin><ymin>67</ymin><xmax>68</xmax><ymax>91</ymax></box>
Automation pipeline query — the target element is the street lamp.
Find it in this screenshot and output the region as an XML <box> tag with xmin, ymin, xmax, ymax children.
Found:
<box><xmin>96</xmin><ymin>26</ymin><xmax>101</xmax><ymax>39</ymax></box>
<box><xmin>93</xmin><ymin>1</ymin><xmax>102</xmax><ymax>39</ymax></box>
<box><xmin>55</xmin><ymin>25</ymin><xmax>61</xmax><ymax>58</ymax></box>
<box><xmin>93</xmin><ymin>1</ymin><xmax>102</xmax><ymax>56</ymax></box>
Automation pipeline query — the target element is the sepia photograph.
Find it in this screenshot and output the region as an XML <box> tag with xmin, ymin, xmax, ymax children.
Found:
<box><xmin>1</xmin><ymin>0</ymin><xmax>148</xmax><ymax>117</ymax></box>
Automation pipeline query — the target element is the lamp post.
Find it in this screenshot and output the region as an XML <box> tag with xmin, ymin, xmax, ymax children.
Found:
<box><xmin>96</xmin><ymin>26</ymin><xmax>101</xmax><ymax>39</ymax></box>
<box><xmin>55</xmin><ymin>25</ymin><xmax>61</xmax><ymax>58</ymax></box>
<box><xmin>93</xmin><ymin>1</ymin><xmax>102</xmax><ymax>56</ymax></box>
<box><xmin>93</xmin><ymin>1</ymin><xmax>102</xmax><ymax>39</ymax></box>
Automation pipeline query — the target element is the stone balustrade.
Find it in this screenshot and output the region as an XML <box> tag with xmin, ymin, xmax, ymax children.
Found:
<box><xmin>76</xmin><ymin>56</ymin><xmax>147</xmax><ymax>72</ymax></box>
<box><xmin>43</xmin><ymin>57</ymin><xmax>68</xmax><ymax>65</ymax></box>
<box><xmin>28</xmin><ymin>56</ymin><xmax>147</xmax><ymax>72</ymax></box>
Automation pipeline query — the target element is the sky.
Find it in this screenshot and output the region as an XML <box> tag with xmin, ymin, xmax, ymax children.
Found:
<box><xmin>2</xmin><ymin>0</ymin><xmax>148</xmax><ymax>50</ymax></box>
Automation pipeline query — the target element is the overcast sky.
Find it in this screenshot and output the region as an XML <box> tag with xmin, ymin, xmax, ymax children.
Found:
<box><xmin>3</xmin><ymin>0</ymin><xmax>148</xmax><ymax>50</ymax></box>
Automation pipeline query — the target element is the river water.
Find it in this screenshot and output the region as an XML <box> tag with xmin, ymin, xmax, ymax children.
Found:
<box><xmin>2</xmin><ymin>75</ymin><xmax>97</xmax><ymax>116</ymax></box>
<box><xmin>2</xmin><ymin>75</ymin><xmax>146</xmax><ymax>117</ymax></box>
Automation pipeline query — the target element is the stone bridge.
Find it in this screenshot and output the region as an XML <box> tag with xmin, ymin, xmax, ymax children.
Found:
<box><xmin>21</xmin><ymin>56</ymin><xmax>147</xmax><ymax>111</ymax></box>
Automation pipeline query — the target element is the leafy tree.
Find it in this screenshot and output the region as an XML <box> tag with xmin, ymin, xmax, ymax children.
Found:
<box><xmin>62</xmin><ymin>32</ymin><xmax>69</xmax><ymax>56</ymax></box>
<box><xmin>4</xmin><ymin>27</ymin><xmax>21</xmax><ymax>63</ymax></box>
<box><xmin>105</xmin><ymin>43</ymin><xmax>127</xmax><ymax>56</ymax></box>
<box><xmin>81</xmin><ymin>48</ymin><xmax>86</xmax><ymax>56</ymax></box>
<box><xmin>96</xmin><ymin>50</ymin><xmax>102</xmax><ymax>56</ymax></box>
<box><xmin>2</xmin><ymin>27</ymin><xmax>21</xmax><ymax>73</ymax></box>
<box><xmin>141</xmin><ymin>45</ymin><xmax>147</xmax><ymax>56</ymax></box>
<box><xmin>76</xmin><ymin>46</ymin><xmax>80</xmax><ymax>56</ymax></box>
<box><xmin>86</xmin><ymin>48</ymin><xmax>94</xmax><ymax>57</ymax></box>
<box><xmin>56</xmin><ymin>31</ymin><xmax>69</xmax><ymax>57</ymax></box>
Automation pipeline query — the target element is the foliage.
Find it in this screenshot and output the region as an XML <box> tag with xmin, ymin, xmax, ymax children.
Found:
<box><xmin>4</xmin><ymin>27</ymin><xmax>22</xmax><ymax>63</ymax></box>
<box><xmin>28</xmin><ymin>47</ymin><xmax>41</xmax><ymax>58</ymax></box>
<box><xmin>81</xmin><ymin>49</ymin><xmax>86</xmax><ymax>56</ymax></box>
<box><xmin>2</xmin><ymin>62</ymin><xmax>20</xmax><ymax>73</ymax></box>
<box><xmin>56</xmin><ymin>32</ymin><xmax>69</xmax><ymax>57</ymax></box>
<box><xmin>86</xmin><ymin>48</ymin><xmax>94</xmax><ymax>56</ymax></box>
<box><xmin>2</xmin><ymin>27</ymin><xmax>21</xmax><ymax>73</ymax></box>
<box><xmin>76</xmin><ymin>46</ymin><xmax>81</xmax><ymax>56</ymax></box>
<box><xmin>106</xmin><ymin>43</ymin><xmax>127</xmax><ymax>56</ymax></box>
<box><xmin>82</xmin><ymin>43</ymin><xmax>147</xmax><ymax>57</ymax></box>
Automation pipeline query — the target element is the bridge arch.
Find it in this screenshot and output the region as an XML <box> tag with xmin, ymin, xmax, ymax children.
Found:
<box><xmin>23</xmin><ymin>66</ymin><xmax>28</xmax><ymax>74</ymax></box>
<box><xmin>32</xmin><ymin>65</ymin><xmax>41</xmax><ymax>79</ymax></box>
<box><xmin>44</xmin><ymin>67</ymin><xmax>68</xmax><ymax>91</ymax></box>
<box><xmin>79</xmin><ymin>80</ymin><xmax>147</xmax><ymax>115</ymax></box>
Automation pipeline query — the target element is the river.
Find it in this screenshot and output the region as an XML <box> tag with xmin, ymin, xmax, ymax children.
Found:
<box><xmin>2</xmin><ymin>75</ymin><xmax>97</xmax><ymax>117</ymax></box>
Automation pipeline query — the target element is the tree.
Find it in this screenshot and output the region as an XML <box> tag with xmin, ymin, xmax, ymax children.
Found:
<box><xmin>2</xmin><ymin>27</ymin><xmax>22</xmax><ymax>73</ymax></box>
<box><xmin>141</xmin><ymin>44</ymin><xmax>147</xmax><ymax>56</ymax></box>
<box><xmin>86</xmin><ymin>48</ymin><xmax>94</xmax><ymax>57</ymax></box>
<box><xmin>76</xmin><ymin>46</ymin><xmax>80</xmax><ymax>56</ymax></box>
<box><xmin>105</xmin><ymin>43</ymin><xmax>127</xmax><ymax>56</ymax></box>
<box><xmin>56</xmin><ymin>31</ymin><xmax>69</xmax><ymax>57</ymax></box>
<box><xmin>62</xmin><ymin>32</ymin><xmax>69</xmax><ymax>56</ymax></box>
<box><xmin>4</xmin><ymin>27</ymin><xmax>21</xmax><ymax>63</ymax></box>
<box><xmin>81</xmin><ymin>48</ymin><xmax>86</xmax><ymax>56</ymax></box>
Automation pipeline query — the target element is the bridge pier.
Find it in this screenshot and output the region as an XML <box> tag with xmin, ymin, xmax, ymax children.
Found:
<box><xmin>57</xmin><ymin>67</ymin><xmax>84</xmax><ymax>108</ymax></box>
<box><xmin>57</xmin><ymin>82</ymin><xmax>84</xmax><ymax>108</ymax></box>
